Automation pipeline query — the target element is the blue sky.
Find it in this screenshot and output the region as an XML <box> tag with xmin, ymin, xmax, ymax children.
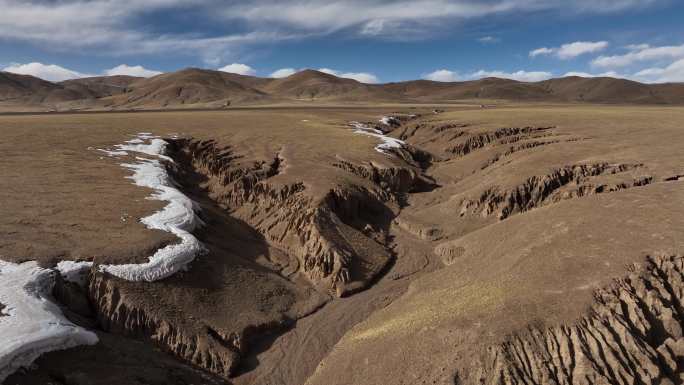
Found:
<box><xmin>1</xmin><ymin>0</ymin><xmax>683</xmax><ymax>83</ymax></box>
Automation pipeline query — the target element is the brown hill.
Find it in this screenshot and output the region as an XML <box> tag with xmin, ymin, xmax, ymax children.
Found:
<box><xmin>381</xmin><ymin>76</ymin><xmax>684</xmax><ymax>104</ymax></box>
<box><xmin>538</xmin><ymin>76</ymin><xmax>668</xmax><ymax>103</ymax></box>
<box><xmin>260</xmin><ymin>69</ymin><xmax>397</xmax><ymax>101</ymax></box>
<box><xmin>101</xmin><ymin>68</ymin><xmax>272</xmax><ymax>108</ymax></box>
<box><xmin>1</xmin><ymin>68</ymin><xmax>684</xmax><ymax>111</ymax></box>
<box><xmin>60</xmin><ymin>75</ymin><xmax>141</xmax><ymax>99</ymax></box>
<box><xmin>0</xmin><ymin>71</ymin><xmax>88</xmax><ymax>105</ymax></box>
<box><xmin>217</xmin><ymin>71</ymin><xmax>273</xmax><ymax>90</ymax></box>
<box><xmin>380</xmin><ymin>77</ymin><xmax>552</xmax><ymax>101</ymax></box>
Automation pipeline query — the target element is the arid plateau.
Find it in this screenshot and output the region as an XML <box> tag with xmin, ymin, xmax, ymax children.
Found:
<box><xmin>1</xmin><ymin>69</ymin><xmax>684</xmax><ymax>385</ymax></box>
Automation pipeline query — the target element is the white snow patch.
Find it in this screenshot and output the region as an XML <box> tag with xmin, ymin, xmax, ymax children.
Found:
<box><xmin>115</xmin><ymin>138</ymin><xmax>173</xmax><ymax>162</ymax></box>
<box><xmin>55</xmin><ymin>261</ymin><xmax>93</xmax><ymax>287</ymax></box>
<box><xmin>350</xmin><ymin>122</ymin><xmax>405</xmax><ymax>155</ymax></box>
<box><xmin>379</xmin><ymin>116</ymin><xmax>400</xmax><ymax>126</ymax></box>
<box><xmin>97</xmin><ymin>134</ymin><xmax>205</xmax><ymax>282</ymax></box>
<box><xmin>98</xmin><ymin>149</ymin><xmax>128</xmax><ymax>157</ymax></box>
<box><xmin>0</xmin><ymin>261</ymin><xmax>98</xmax><ymax>382</ymax></box>
<box><xmin>97</xmin><ymin>133</ymin><xmax>164</xmax><ymax>158</ymax></box>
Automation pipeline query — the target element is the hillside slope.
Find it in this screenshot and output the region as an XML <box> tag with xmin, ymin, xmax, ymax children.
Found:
<box><xmin>260</xmin><ymin>69</ymin><xmax>397</xmax><ymax>101</ymax></box>
<box><xmin>0</xmin><ymin>71</ymin><xmax>87</xmax><ymax>105</ymax></box>
<box><xmin>1</xmin><ymin>69</ymin><xmax>684</xmax><ymax>110</ymax></box>
<box><xmin>60</xmin><ymin>76</ymin><xmax>141</xmax><ymax>99</ymax></box>
<box><xmin>101</xmin><ymin>68</ymin><xmax>272</xmax><ymax>108</ymax></box>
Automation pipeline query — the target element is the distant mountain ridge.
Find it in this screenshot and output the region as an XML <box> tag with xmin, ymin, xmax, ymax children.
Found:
<box><xmin>1</xmin><ymin>68</ymin><xmax>683</xmax><ymax>111</ymax></box>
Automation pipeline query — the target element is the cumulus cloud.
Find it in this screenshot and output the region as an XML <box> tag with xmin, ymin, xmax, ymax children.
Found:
<box><xmin>318</xmin><ymin>68</ymin><xmax>379</xmax><ymax>83</ymax></box>
<box><xmin>529</xmin><ymin>47</ymin><xmax>555</xmax><ymax>57</ymax></box>
<box><xmin>592</xmin><ymin>44</ymin><xmax>684</xmax><ymax>68</ymax></box>
<box><xmin>424</xmin><ymin>69</ymin><xmax>460</xmax><ymax>82</ymax></box>
<box><xmin>269</xmin><ymin>68</ymin><xmax>297</xmax><ymax>78</ymax></box>
<box><xmin>105</xmin><ymin>64</ymin><xmax>162</xmax><ymax>77</ymax></box>
<box><xmin>633</xmin><ymin>58</ymin><xmax>684</xmax><ymax>83</ymax></box>
<box><xmin>469</xmin><ymin>69</ymin><xmax>553</xmax><ymax>82</ymax></box>
<box><xmin>562</xmin><ymin>70</ymin><xmax>625</xmax><ymax>78</ymax></box>
<box><xmin>218</xmin><ymin>63</ymin><xmax>256</xmax><ymax>75</ymax></box>
<box><xmin>2</xmin><ymin>62</ymin><xmax>89</xmax><ymax>82</ymax></box>
<box><xmin>557</xmin><ymin>41</ymin><xmax>609</xmax><ymax>59</ymax></box>
<box><xmin>530</xmin><ymin>41</ymin><xmax>609</xmax><ymax>59</ymax></box>
<box><xmin>3</xmin><ymin>62</ymin><xmax>165</xmax><ymax>81</ymax></box>
<box><xmin>425</xmin><ymin>68</ymin><xmax>553</xmax><ymax>82</ymax></box>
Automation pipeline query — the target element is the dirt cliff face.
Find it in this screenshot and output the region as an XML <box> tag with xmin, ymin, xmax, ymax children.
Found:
<box><xmin>465</xmin><ymin>255</ymin><xmax>684</xmax><ymax>385</ymax></box>
<box><xmin>75</xmin><ymin>113</ymin><xmax>432</xmax><ymax>378</ymax></box>
<box><xmin>3</xmin><ymin>106</ymin><xmax>684</xmax><ymax>384</ymax></box>
<box><xmin>165</xmin><ymin>136</ymin><xmax>427</xmax><ymax>297</ymax></box>
<box><xmin>301</xmin><ymin>106</ymin><xmax>684</xmax><ymax>385</ymax></box>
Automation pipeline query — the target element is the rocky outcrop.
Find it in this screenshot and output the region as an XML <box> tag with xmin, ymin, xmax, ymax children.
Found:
<box><xmin>167</xmin><ymin>139</ymin><xmax>417</xmax><ymax>296</ymax></box>
<box><xmin>88</xmin><ymin>273</ymin><xmax>241</xmax><ymax>377</ymax></box>
<box><xmin>331</xmin><ymin>159</ymin><xmax>434</xmax><ymax>196</ymax></box>
<box><xmin>395</xmin><ymin>122</ymin><xmax>469</xmax><ymax>141</ymax></box>
<box><xmin>460</xmin><ymin>255</ymin><xmax>684</xmax><ymax>385</ymax></box>
<box><xmin>446</xmin><ymin>126</ymin><xmax>555</xmax><ymax>157</ymax></box>
<box><xmin>460</xmin><ymin>163</ymin><xmax>651</xmax><ymax>220</ymax></box>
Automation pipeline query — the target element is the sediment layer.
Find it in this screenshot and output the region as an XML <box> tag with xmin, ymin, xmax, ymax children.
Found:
<box><xmin>460</xmin><ymin>163</ymin><xmax>652</xmax><ymax>220</ymax></box>
<box><xmin>167</xmin><ymin>138</ymin><xmax>423</xmax><ymax>296</ymax></box>
<box><xmin>88</xmin><ymin>273</ymin><xmax>241</xmax><ymax>377</ymax></box>
<box><xmin>461</xmin><ymin>255</ymin><xmax>684</xmax><ymax>385</ymax></box>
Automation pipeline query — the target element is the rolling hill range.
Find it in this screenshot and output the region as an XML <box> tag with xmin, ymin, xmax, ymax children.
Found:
<box><xmin>0</xmin><ymin>72</ymin><xmax>140</xmax><ymax>108</ymax></box>
<box><xmin>1</xmin><ymin>68</ymin><xmax>683</xmax><ymax>111</ymax></box>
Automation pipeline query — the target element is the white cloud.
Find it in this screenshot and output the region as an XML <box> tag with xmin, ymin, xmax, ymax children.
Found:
<box><xmin>218</xmin><ymin>63</ymin><xmax>256</xmax><ymax>75</ymax></box>
<box><xmin>270</xmin><ymin>68</ymin><xmax>297</xmax><ymax>78</ymax></box>
<box><xmin>469</xmin><ymin>69</ymin><xmax>553</xmax><ymax>82</ymax></box>
<box><xmin>424</xmin><ymin>68</ymin><xmax>553</xmax><ymax>82</ymax></box>
<box><xmin>633</xmin><ymin>58</ymin><xmax>684</xmax><ymax>83</ymax></box>
<box><xmin>592</xmin><ymin>44</ymin><xmax>684</xmax><ymax>68</ymax></box>
<box><xmin>361</xmin><ymin>19</ymin><xmax>388</xmax><ymax>35</ymax></box>
<box><xmin>557</xmin><ymin>41</ymin><xmax>609</xmax><ymax>59</ymax></box>
<box><xmin>625</xmin><ymin>43</ymin><xmax>650</xmax><ymax>51</ymax></box>
<box><xmin>477</xmin><ymin>36</ymin><xmax>499</xmax><ymax>43</ymax></box>
<box><xmin>318</xmin><ymin>68</ymin><xmax>379</xmax><ymax>83</ymax></box>
<box><xmin>0</xmin><ymin>0</ymin><xmax>298</xmax><ymax>60</ymax></box>
<box><xmin>424</xmin><ymin>69</ymin><xmax>460</xmax><ymax>82</ymax></box>
<box><xmin>529</xmin><ymin>47</ymin><xmax>554</xmax><ymax>57</ymax></box>
<box><xmin>105</xmin><ymin>64</ymin><xmax>162</xmax><ymax>77</ymax></box>
<box><xmin>0</xmin><ymin>0</ymin><xmax>661</xmax><ymax>60</ymax></box>
<box><xmin>2</xmin><ymin>62</ymin><xmax>89</xmax><ymax>82</ymax></box>
<box><xmin>229</xmin><ymin>1</ymin><xmax>658</xmax><ymax>35</ymax></box>
<box><xmin>562</xmin><ymin>70</ymin><xmax>625</xmax><ymax>78</ymax></box>
<box><xmin>530</xmin><ymin>41</ymin><xmax>608</xmax><ymax>59</ymax></box>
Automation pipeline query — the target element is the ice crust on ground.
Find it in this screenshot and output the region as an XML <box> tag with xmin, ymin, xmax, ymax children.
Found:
<box><xmin>98</xmin><ymin>149</ymin><xmax>128</xmax><ymax>157</ymax></box>
<box><xmin>98</xmin><ymin>134</ymin><xmax>205</xmax><ymax>282</ymax></box>
<box><xmin>0</xmin><ymin>132</ymin><xmax>203</xmax><ymax>379</ymax></box>
<box><xmin>0</xmin><ymin>261</ymin><xmax>98</xmax><ymax>382</ymax></box>
<box><xmin>350</xmin><ymin>121</ymin><xmax>405</xmax><ymax>154</ymax></box>
<box><xmin>56</xmin><ymin>261</ymin><xmax>93</xmax><ymax>287</ymax></box>
<box><xmin>98</xmin><ymin>133</ymin><xmax>172</xmax><ymax>161</ymax></box>
<box><xmin>379</xmin><ymin>116</ymin><xmax>400</xmax><ymax>126</ymax></box>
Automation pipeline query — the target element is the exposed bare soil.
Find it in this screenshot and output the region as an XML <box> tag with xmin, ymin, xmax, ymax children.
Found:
<box><xmin>1</xmin><ymin>105</ymin><xmax>683</xmax><ymax>384</ymax></box>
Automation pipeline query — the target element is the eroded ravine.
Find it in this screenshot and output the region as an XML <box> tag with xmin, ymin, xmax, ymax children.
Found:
<box><xmin>49</xmin><ymin>117</ymin><xmax>437</xmax><ymax>382</ymax></box>
<box><xmin>457</xmin><ymin>255</ymin><xmax>684</xmax><ymax>385</ymax></box>
<box><xmin>301</xmin><ymin>113</ymin><xmax>684</xmax><ymax>385</ymax></box>
<box><xmin>6</xmin><ymin>110</ymin><xmax>684</xmax><ymax>385</ymax></box>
